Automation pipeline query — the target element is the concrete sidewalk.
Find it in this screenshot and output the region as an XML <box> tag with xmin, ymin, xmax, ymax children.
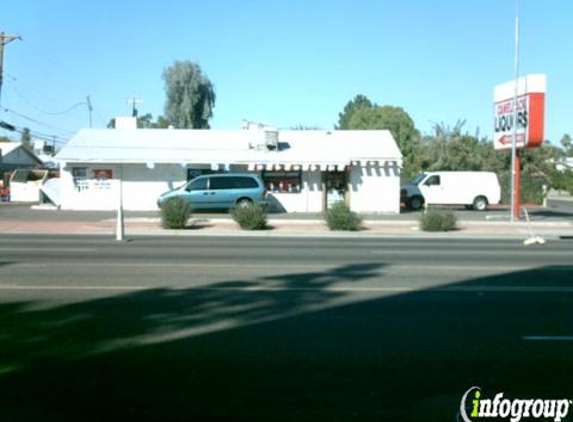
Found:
<box><xmin>1</xmin><ymin>212</ymin><xmax>572</xmax><ymax>239</ymax></box>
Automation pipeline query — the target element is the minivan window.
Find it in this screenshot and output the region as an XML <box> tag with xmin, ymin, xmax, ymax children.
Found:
<box><xmin>187</xmin><ymin>177</ymin><xmax>208</xmax><ymax>191</ymax></box>
<box><xmin>209</xmin><ymin>177</ymin><xmax>234</xmax><ymax>190</ymax></box>
<box><xmin>209</xmin><ymin>176</ymin><xmax>259</xmax><ymax>190</ymax></box>
<box><xmin>234</xmin><ymin>177</ymin><xmax>259</xmax><ymax>189</ymax></box>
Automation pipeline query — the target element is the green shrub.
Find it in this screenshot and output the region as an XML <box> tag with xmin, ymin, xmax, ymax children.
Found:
<box><xmin>420</xmin><ymin>208</ymin><xmax>458</xmax><ymax>232</ymax></box>
<box><xmin>160</xmin><ymin>197</ymin><xmax>192</xmax><ymax>229</ymax></box>
<box><xmin>499</xmin><ymin>171</ymin><xmax>549</xmax><ymax>205</ymax></box>
<box><xmin>551</xmin><ymin>169</ymin><xmax>573</xmax><ymax>195</ymax></box>
<box><xmin>325</xmin><ymin>201</ymin><xmax>363</xmax><ymax>231</ymax></box>
<box><xmin>230</xmin><ymin>202</ymin><xmax>268</xmax><ymax>230</ymax></box>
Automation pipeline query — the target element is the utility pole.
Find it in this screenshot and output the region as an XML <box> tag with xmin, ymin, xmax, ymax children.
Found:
<box><xmin>86</xmin><ymin>95</ymin><xmax>93</xmax><ymax>128</ymax></box>
<box><xmin>125</xmin><ymin>97</ymin><xmax>142</xmax><ymax>117</ymax></box>
<box><xmin>0</xmin><ymin>32</ymin><xmax>22</xmax><ymax>107</ymax></box>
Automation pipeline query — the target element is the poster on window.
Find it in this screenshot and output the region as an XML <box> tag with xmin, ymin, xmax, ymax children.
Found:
<box><xmin>263</xmin><ymin>171</ymin><xmax>302</xmax><ymax>193</ymax></box>
<box><xmin>93</xmin><ymin>169</ymin><xmax>113</xmax><ymax>180</ymax></box>
<box><xmin>93</xmin><ymin>169</ymin><xmax>113</xmax><ymax>189</ymax></box>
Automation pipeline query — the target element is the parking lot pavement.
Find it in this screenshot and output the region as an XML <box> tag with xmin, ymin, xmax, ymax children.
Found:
<box><xmin>0</xmin><ymin>201</ymin><xmax>572</xmax><ymax>239</ymax></box>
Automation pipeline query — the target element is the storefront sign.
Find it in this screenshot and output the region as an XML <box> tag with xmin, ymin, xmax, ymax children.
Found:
<box><xmin>493</xmin><ymin>74</ymin><xmax>546</xmax><ymax>150</ymax></box>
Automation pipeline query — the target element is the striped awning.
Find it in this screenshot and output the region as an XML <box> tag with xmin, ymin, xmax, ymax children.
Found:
<box><xmin>245</xmin><ymin>160</ymin><xmax>397</xmax><ymax>171</ymax></box>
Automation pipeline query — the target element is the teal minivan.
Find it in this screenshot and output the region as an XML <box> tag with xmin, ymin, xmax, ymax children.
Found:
<box><xmin>157</xmin><ymin>173</ymin><xmax>267</xmax><ymax>210</ymax></box>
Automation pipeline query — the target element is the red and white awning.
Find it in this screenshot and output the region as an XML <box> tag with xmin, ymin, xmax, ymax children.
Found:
<box><xmin>245</xmin><ymin>160</ymin><xmax>397</xmax><ymax>171</ymax></box>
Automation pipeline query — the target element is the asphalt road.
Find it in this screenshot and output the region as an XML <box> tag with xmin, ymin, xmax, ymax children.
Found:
<box><xmin>1</xmin><ymin>235</ymin><xmax>573</xmax><ymax>421</ymax></box>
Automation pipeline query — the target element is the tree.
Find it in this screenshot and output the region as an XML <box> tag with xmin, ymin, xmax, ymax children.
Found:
<box><xmin>163</xmin><ymin>61</ymin><xmax>216</xmax><ymax>129</ymax></box>
<box><xmin>136</xmin><ymin>113</ymin><xmax>170</xmax><ymax>129</ymax></box>
<box><xmin>336</xmin><ymin>94</ymin><xmax>373</xmax><ymax>130</ymax></box>
<box><xmin>346</xmin><ymin>105</ymin><xmax>421</xmax><ymax>178</ymax></box>
<box><xmin>560</xmin><ymin>134</ymin><xmax>572</xmax><ymax>155</ymax></box>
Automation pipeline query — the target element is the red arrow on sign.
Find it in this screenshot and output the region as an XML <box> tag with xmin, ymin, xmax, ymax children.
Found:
<box><xmin>499</xmin><ymin>134</ymin><xmax>525</xmax><ymax>145</ymax></box>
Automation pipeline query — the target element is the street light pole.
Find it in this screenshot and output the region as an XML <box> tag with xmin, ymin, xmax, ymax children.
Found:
<box><xmin>510</xmin><ymin>0</ymin><xmax>520</xmax><ymax>222</ymax></box>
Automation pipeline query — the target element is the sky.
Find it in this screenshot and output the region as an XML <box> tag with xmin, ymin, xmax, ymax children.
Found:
<box><xmin>1</xmin><ymin>0</ymin><xmax>571</xmax><ymax>149</ymax></box>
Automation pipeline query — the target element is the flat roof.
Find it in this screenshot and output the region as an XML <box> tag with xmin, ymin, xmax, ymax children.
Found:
<box><xmin>55</xmin><ymin>129</ymin><xmax>402</xmax><ymax>167</ymax></box>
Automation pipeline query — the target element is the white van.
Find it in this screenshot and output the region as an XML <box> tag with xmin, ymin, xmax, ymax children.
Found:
<box><xmin>401</xmin><ymin>171</ymin><xmax>501</xmax><ymax>211</ymax></box>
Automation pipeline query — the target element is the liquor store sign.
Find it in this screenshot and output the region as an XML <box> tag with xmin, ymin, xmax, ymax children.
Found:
<box><xmin>493</xmin><ymin>74</ymin><xmax>546</xmax><ymax>151</ymax></box>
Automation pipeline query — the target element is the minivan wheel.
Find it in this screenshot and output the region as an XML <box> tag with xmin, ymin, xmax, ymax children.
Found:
<box><xmin>409</xmin><ymin>196</ymin><xmax>424</xmax><ymax>211</ymax></box>
<box><xmin>237</xmin><ymin>198</ymin><xmax>253</xmax><ymax>208</ymax></box>
<box><xmin>473</xmin><ymin>196</ymin><xmax>488</xmax><ymax>211</ymax></box>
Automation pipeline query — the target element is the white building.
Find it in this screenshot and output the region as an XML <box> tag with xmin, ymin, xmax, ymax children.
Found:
<box><xmin>54</xmin><ymin>127</ymin><xmax>402</xmax><ymax>213</ymax></box>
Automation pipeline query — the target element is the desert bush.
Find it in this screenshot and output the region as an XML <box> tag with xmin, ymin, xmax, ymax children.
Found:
<box><xmin>230</xmin><ymin>202</ymin><xmax>268</xmax><ymax>230</ymax></box>
<box><xmin>420</xmin><ymin>208</ymin><xmax>457</xmax><ymax>232</ymax></box>
<box><xmin>160</xmin><ymin>197</ymin><xmax>192</xmax><ymax>229</ymax></box>
<box><xmin>325</xmin><ymin>201</ymin><xmax>363</xmax><ymax>231</ymax></box>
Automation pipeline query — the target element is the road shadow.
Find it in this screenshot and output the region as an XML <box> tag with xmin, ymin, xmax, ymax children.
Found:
<box><xmin>1</xmin><ymin>264</ymin><xmax>573</xmax><ymax>421</ymax></box>
<box><xmin>529</xmin><ymin>208</ymin><xmax>573</xmax><ymax>220</ymax></box>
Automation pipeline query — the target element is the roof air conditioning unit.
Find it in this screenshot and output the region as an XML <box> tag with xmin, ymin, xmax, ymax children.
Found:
<box><xmin>265</xmin><ymin>130</ymin><xmax>279</xmax><ymax>151</ymax></box>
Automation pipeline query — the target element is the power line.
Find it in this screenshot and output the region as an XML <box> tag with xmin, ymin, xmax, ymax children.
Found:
<box><xmin>4</xmin><ymin>108</ymin><xmax>75</xmax><ymax>136</ymax></box>
<box><xmin>0</xmin><ymin>118</ymin><xmax>69</xmax><ymax>145</ymax></box>
<box><xmin>8</xmin><ymin>83</ymin><xmax>87</xmax><ymax>115</ymax></box>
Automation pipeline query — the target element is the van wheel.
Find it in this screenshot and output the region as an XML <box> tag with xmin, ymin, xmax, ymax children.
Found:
<box><xmin>237</xmin><ymin>198</ymin><xmax>252</xmax><ymax>208</ymax></box>
<box><xmin>408</xmin><ymin>196</ymin><xmax>424</xmax><ymax>211</ymax></box>
<box><xmin>473</xmin><ymin>196</ymin><xmax>488</xmax><ymax>211</ymax></box>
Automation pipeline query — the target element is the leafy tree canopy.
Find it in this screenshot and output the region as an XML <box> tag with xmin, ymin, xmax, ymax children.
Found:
<box><xmin>344</xmin><ymin>103</ymin><xmax>421</xmax><ymax>178</ymax></box>
<box><xmin>336</xmin><ymin>94</ymin><xmax>373</xmax><ymax>130</ymax></box>
<box><xmin>560</xmin><ymin>134</ymin><xmax>572</xmax><ymax>155</ymax></box>
<box><xmin>163</xmin><ymin>60</ymin><xmax>216</xmax><ymax>129</ymax></box>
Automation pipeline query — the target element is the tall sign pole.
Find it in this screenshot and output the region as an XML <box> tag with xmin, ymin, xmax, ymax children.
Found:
<box><xmin>510</xmin><ymin>0</ymin><xmax>520</xmax><ymax>222</ymax></box>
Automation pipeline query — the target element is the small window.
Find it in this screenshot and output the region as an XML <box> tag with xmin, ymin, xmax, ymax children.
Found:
<box><xmin>425</xmin><ymin>175</ymin><xmax>441</xmax><ymax>186</ymax></box>
<box><xmin>187</xmin><ymin>177</ymin><xmax>208</xmax><ymax>191</ymax></box>
<box><xmin>72</xmin><ymin>167</ymin><xmax>87</xmax><ymax>178</ymax></box>
<box><xmin>72</xmin><ymin>167</ymin><xmax>89</xmax><ymax>191</ymax></box>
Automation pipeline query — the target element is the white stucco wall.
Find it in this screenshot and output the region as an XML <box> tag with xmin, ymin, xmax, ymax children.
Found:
<box><xmin>59</xmin><ymin>163</ymin><xmax>187</xmax><ymax>211</ymax></box>
<box><xmin>348</xmin><ymin>165</ymin><xmax>400</xmax><ymax>213</ymax></box>
<box><xmin>58</xmin><ymin>163</ymin><xmax>401</xmax><ymax>213</ymax></box>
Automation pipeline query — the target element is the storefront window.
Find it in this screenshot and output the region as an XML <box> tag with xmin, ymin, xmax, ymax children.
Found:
<box><xmin>263</xmin><ymin>170</ymin><xmax>302</xmax><ymax>193</ymax></box>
